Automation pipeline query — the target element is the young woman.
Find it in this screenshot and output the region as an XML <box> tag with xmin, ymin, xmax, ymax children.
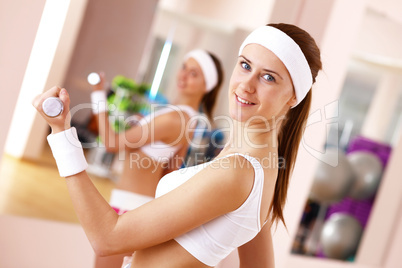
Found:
<box><xmin>90</xmin><ymin>49</ymin><xmax>224</xmax><ymax>215</ymax></box>
<box><xmin>33</xmin><ymin>23</ymin><xmax>321</xmax><ymax>267</ymax></box>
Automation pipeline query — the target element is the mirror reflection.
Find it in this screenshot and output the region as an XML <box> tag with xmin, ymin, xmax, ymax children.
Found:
<box><xmin>291</xmin><ymin>6</ymin><xmax>402</xmax><ymax>262</ymax></box>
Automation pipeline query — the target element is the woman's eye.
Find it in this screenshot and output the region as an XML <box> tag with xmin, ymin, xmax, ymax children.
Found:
<box><xmin>241</xmin><ymin>62</ymin><xmax>251</xmax><ymax>71</ymax></box>
<box><xmin>263</xmin><ymin>74</ymin><xmax>275</xmax><ymax>82</ymax></box>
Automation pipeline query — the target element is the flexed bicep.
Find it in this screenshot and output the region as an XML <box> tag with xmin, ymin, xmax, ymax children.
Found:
<box><xmin>122</xmin><ymin>108</ymin><xmax>188</xmax><ymax>150</ymax></box>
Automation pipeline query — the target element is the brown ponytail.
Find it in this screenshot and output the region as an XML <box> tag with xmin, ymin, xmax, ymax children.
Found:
<box><xmin>268</xmin><ymin>23</ymin><xmax>322</xmax><ymax>226</ymax></box>
<box><xmin>200</xmin><ymin>52</ymin><xmax>224</xmax><ymax>121</ymax></box>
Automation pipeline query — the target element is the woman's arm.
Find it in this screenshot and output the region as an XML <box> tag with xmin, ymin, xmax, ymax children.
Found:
<box><xmin>95</xmin><ymin>108</ymin><xmax>187</xmax><ymax>153</ymax></box>
<box><xmin>64</xmin><ymin>154</ymin><xmax>254</xmax><ymax>256</ymax></box>
<box><xmin>91</xmin><ymin>73</ymin><xmax>185</xmax><ymax>153</ymax></box>
<box><xmin>93</xmin><ymin>109</ymin><xmax>143</xmax><ymax>153</ymax></box>
<box><xmin>237</xmin><ymin>223</ymin><xmax>275</xmax><ymax>268</ymax></box>
<box><xmin>161</xmin><ymin>143</ymin><xmax>189</xmax><ymax>176</ymax></box>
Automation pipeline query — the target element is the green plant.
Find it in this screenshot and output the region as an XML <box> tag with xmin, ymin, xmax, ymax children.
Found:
<box><xmin>106</xmin><ymin>75</ymin><xmax>152</xmax><ymax>132</ymax></box>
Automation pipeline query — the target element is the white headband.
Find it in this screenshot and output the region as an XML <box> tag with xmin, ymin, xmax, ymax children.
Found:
<box><xmin>239</xmin><ymin>26</ymin><xmax>312</xmax><ymax>108</ymax></box>
<box><xmin>184</xmin><ymin>49</ymin><xmax>218</xmax><ymax>92</ymax></box>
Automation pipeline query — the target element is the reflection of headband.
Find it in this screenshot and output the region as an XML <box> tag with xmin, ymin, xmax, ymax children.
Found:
<box><xmin>239</xmin><ymin>26</ymin><xmax>312</xmax><ymax>108</ymax></box>
<box><xmin>184</xmin><ymin>49</ymin><xmax>218</xmax><ymax>92</ymax></box>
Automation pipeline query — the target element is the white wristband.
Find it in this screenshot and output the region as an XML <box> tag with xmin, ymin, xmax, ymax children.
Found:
<box><xmin>90</xmin><ymin>91</ymin><xmax>108</xmax><ymax>114</ymax></box>
<box><xmin>47</xmin><ymin>127</ymin><xmax>88</xmax><ymax>177</ymax></box>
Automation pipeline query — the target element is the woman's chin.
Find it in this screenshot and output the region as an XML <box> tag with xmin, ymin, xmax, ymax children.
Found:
<box><xmin>229</xmin><ymin>110</ymin><xmax>247</xmax><ymax>123</ymax></box>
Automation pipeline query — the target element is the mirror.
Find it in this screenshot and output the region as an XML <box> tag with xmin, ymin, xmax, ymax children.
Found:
<box><xmin>0</xmin><ymin>1</ymin><xmax>248</xmax><ymax>224</ymax></box>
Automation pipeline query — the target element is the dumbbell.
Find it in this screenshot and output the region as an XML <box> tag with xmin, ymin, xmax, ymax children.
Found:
<box><xmin>42</xmin><ymin>97</ymin><xmax>64</xmax><ymax>117</ymax></box>
<box><xmin>87</xmin><ymin>72</ymin><xmax>101</xmax><ymax>85</ymax></box>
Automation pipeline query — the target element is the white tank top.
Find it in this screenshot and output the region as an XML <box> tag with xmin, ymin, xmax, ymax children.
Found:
<box><xmin>139</xmin><ymin>105</ymin><xmax>198</xmax><ymax>162</ymax></box>
<box><xmin>155</xmin><ymin>153</ymin><xmax>265</xmax><ymax>266</ymax></box>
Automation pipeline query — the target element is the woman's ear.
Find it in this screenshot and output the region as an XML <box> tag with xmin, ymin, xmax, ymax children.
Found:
<box><xmin>287</xmin><ymin>95</ymin><xmax>297</xmax><ymax>107</ymax></box>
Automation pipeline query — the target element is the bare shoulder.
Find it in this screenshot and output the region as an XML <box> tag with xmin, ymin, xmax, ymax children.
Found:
<box><xmin>201</xmin><ymin>154</ymin><xmax>257</xmax><ymax>202</ymax></box>
<box><xmin>144</xmin><ymin>107</ymin><xmax>189</xmax><ymax>142</ymax></box>
<box><xmin>153</xmin><ymin>107</ymin><xmax>195</xmax><ymax>131</ymax></box>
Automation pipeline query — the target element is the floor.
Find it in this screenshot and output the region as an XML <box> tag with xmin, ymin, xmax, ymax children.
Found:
<box><xmin>0</xmin><ymin>144</ymin><xmax>115</xmax><ymax>223</ymax></box>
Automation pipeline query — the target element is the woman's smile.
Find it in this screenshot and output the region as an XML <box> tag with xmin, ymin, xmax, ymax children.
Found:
<box><xmin>235</xmin><ymin>93</ymin><xmax>256</xmax><ymax>106</ymax></box>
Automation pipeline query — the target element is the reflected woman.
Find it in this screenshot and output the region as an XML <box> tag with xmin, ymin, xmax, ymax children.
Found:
<box><xmin>90</xmin><ymin>50</ymin><xmax>224</xmax><ymax>215</ymax></box>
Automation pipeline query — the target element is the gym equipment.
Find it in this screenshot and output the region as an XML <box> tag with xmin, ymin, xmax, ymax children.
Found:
<box><xmin>309</xmin><ymin>148</ymin><xmax>356</xmax><ymax>204</ymax></box>
<box><xmin>320</xmin><ymin>212</ymin><xmax>363</xmax><ymax>260</ymax></box>
<box><xmin>87</xmin><ymin>72</ymin><xmax>101</xmax><ymax>85</ymax></box>
<box><xmin>347</xmin><ymin>151</ymin><xmax>383</xmax><ymax>200</ymax></box>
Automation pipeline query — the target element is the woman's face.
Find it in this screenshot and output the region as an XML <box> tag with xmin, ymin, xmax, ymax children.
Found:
<box><xmin>228</xmin><ymin>44</ymin><xmax>297</xmax><ymax>125</ymax></box>
<box><xmin>176</xmin><ymin>58</ymin><xmax>207</xmax><ymax>96</ymax></box>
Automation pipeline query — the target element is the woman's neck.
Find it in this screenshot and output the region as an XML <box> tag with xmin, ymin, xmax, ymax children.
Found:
<box><xmin>222</xmin><ymin>119</ymin><xmax>280</xmax><ymax>157</ymax></box>
<box><xmin>172</xmin><ymin>94</ymin><xmax>202</xmax><ymax>112</ymax></box>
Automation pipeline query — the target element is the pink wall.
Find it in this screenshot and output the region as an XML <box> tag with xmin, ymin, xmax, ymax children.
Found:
<box><xmin>0</xmin><ymin>215</ymin><xmax>94</xmax><ymax>268</ymax></box>
<box><xmin>63</xmin><ymin>0</ymin><xmax>159</xmax><ymax>125</ymax></box>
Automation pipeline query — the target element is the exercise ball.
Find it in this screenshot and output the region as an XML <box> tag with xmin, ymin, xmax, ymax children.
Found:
<box><xmin>347</xmin><ymin>151</ymin><xmax>383</xmax><ymax>200</ymax></box>
<box><xmin>320</xmin><ymin>213</ymin><xmax>363</xmax><ymax>260</ymax></box>
<box><xmin>309</xmin><ymin>148</ymin><xmax>356</xmax><ymax>204</ymax></box>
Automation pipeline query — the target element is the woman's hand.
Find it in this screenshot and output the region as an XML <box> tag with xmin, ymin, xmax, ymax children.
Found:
<box><xmin>32</xmin><ymin>86</ymin><xmax>71</xmax><ymax>134</ymax></box>
<box><xmin>92</xmin><ymin>71</ymin><xmax>106</xmax><ymax>91</ymax></box>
